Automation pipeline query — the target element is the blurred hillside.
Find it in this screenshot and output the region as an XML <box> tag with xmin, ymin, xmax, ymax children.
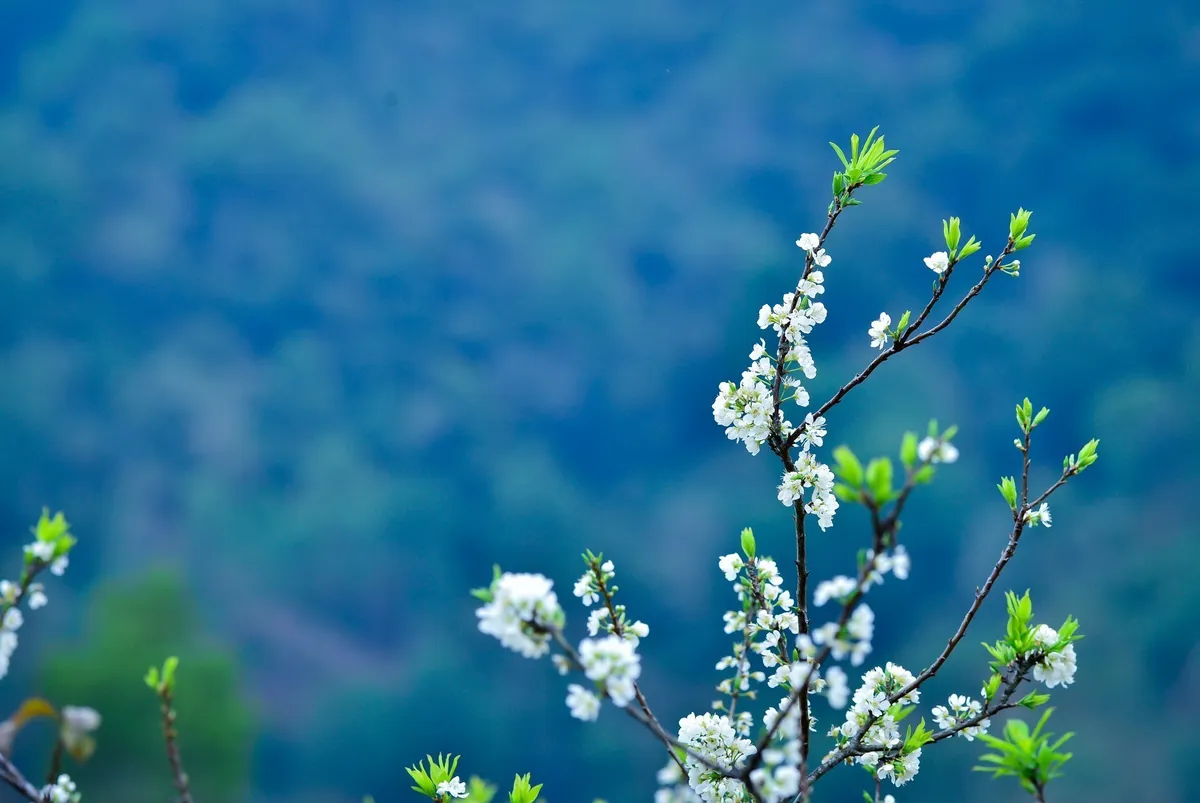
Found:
<box><xmin>1</xmin><ymin>0</ymin><xmax>1198</xmax><ymax>801</ymax></box>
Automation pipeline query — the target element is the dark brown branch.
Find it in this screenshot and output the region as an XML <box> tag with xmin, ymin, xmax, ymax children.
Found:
<box><xmin>157</xmin><ymin>687</ymin><xmax>194</xmax><ymax>803</ymax></box>
<box><xmin>781</xmin><ymin>241</ymin><xmax>1018</xmax><ymax>454</ymax></box>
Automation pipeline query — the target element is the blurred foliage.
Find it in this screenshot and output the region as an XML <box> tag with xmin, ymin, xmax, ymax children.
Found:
<box><xmin>37</xmin><ymin>571</ymin><xmax>252</xmax><ymax>803</ymax></box>
<box><xmin>0</xmin><ymin>0</ymin><xmax>1197</xmax><ymax>802</ymax></box>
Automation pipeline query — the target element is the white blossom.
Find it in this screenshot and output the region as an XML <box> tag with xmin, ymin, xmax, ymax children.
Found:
<box><xmin>676</xmin><ymin>713</ymin><xmax>757</xmax><ymax>802</ymax></box>
<box><xmin>825</xmin><ymin>667</ymin><xmax>849</xmax><ymax>709</ymax></box>
<box><xmin>813</xmin><ymin>575</ymin><xmax>857</xmax><ymax>607</ymax></box>
<box><xmin>917</xmin><ymin>437</ymin><xmax>958</xmax><ymax>464</ymax></box>
<box><xmin>586</xmin><ymin>607</ymin><xmax>609</xmax><ymax>637</ymax></box>
<box><xmin>931</xmin><ymin>694</ymin><xmax>989</xmax><ymax>740</ymax></box>
<box><xmin>573</xmin><ymin>572</ymin><xmax>600</xmax><ymax>606</ymax></box>
<box><xmin>42</xmin><ymin>775</ymin><xmax>79</xmax><ymax>803</ymax></box>
<box><xmin>25</xmin><ymin>541</ymin><xmax>54</xmax><ymax>563</ymax></box>
<box><xmin>924</xmin><ymin>251</ymin><xmax>950</xmax><ymax>274</ymax></box>
<box><xmin>718</xmin><ymin>554</ymin><xmax>744</xmax><ymax>582</ymax></box>
<box><xmin>1024</xmin><ymin>502</ymin><xmax>1052</xmax><ymax>528</ymax></box>
<box><xmin>868</xmin><ymin>313</ymin><xmax>892</xmax><ymax>350</ymax></box>
<box><xmin>796</xmin><ymin>233</ymin><xmax>821</xmax><ymax>252</ymax></box>
<box><xmin>475</xmin><ymin>573</ymin><xmax>562</xmax><ymax>659</ymax></box>
<box><xmin>565</xmin><ymin>684</ymin><xmax>602</xmax><ymax>721</ymax></box>
<box><xmin>579</xmin><ymin>635</ymin><xmax>641</xmax><ymax>707</ymax></box>
<box><xmin>797</xmin><ymin>414</ymin><xmax>827</xmax><ymax>449</ymax></box>
<box><xmin>1032</xmin><ymin>643</ymin><xmax>1077</xmax><ymax>688</ymax></box>
<box><xmin>435</xmin><ymin>777</ymin><xmax>468</xmax><ymax>799</ymax></box>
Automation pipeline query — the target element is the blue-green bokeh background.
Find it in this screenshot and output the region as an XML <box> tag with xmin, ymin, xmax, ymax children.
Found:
<box><xmin>2</xmin><ymin>1</ymin><xmax>1197</xmax><ymax>801</ymax></box>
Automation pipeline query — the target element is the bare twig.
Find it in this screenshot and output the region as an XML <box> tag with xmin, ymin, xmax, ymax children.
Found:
<box><xmin>156</xmin><ymin>686</ymin><xmax>194</xmax><ymax>803</ymax></box>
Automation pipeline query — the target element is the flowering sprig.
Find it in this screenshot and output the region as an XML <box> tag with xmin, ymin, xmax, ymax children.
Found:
<box><xmin>0</xmin><ymin>512</ymin><xmax>103</xmax><ymax>803</ymax></box>
<box><xmin>455</xmin><ymin>130</ymin><xmax>1099</xmax><ymax>803</ymax></box>
<box><xmin>145</xmin><ymin>656</ymin><xmax>194</xmax><ymax>803</ymax></box>
<box><xmin>405</xmin><ymin>754</ymin><xmax>476</xmax><ymax>801</ymax></box>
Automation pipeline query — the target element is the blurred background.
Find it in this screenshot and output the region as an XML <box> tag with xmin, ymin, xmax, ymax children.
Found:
<box><xmin>2</xmin><ymin>0</ymin><xmax>1198</xmax><ymax>801</ymax></box>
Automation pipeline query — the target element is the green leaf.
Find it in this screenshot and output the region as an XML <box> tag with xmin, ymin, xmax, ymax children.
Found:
<box><xmin>982</xmin><ymin>672</ymin><xmax>1002</xmax><ymax>701</ymax></box>
<box><xmin>997</xmin><ymin>476</ymin><xmax>1018</xmax><ymax>510</ymax></box>
<box><xmin>833</xmin><ymin>483</ymin><xmax>863</xmax><ymax>504</ymax></box>
<box><xmin>958</xmin><ymin>236</ymin><xmax>982</xmax><ymax>260</ymax></box>
<box><xmin>1074</xmin><ymin>438</ymin><xmax>1100</xmax><ymax>471</ymax></box>
<box><xmin>864</xmin><ymin>457</ymin><xmax>895</xmax><ymax>502</ymax></box>
<box><xmin>829</xmin><ymin>142</ymin><xmax>850</xmax><ymax>169</ymax></box>
<box><xmin>509</xmin><ymin>773</ymin><xmax>543</xmax><ymax>803</ymax></box>
<box><xmin>862</xmin><ymin>172</ymin><xmax>886</xmax><ymax>185</ymax></box>
<box><xmin>34</xmin><ymin>509</ymin><xmax>72</xmax><ymax>543</ymax></box>
<box><xmin>945</xmin><ymin>216</ymin><xmax>961</xmax><ymax>254</ymax></box>
<box><xmin>740</xmin><ymin>527</ymin><xmax>756</xmax><ymax>560</ymax></box>
<box><xmin>899</xmin><ymin>432</ymin><xmax>918</xmax><ymax>467</ymax></box>
<box><xmin>162</xmin><ymin>656</ymin><xmax>179</xmax><ymax>690</ymax></box>
<box><xmin>832</xmin><ymin>446</ymin><xmax>864</xmax><ymax>487</ymax></box>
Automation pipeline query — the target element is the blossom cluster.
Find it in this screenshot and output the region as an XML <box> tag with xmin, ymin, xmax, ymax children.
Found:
<box><xmin>676</xmin><ymin>712</ymin><xmax>758</xmax><ymax>803</ymax></box>
<box><xmin>1028</xmin><ymin>623</ymin><xmax>1077</xmax><ymax>688</ymax></box>
<box><xmin>711</xmin><ymin>236</ymin><xmax>827</xmax><ymax>454</ymax></box>
<box><xmin>463</xmin><ymin>149</ymin><xmax>1093</xmax><ymax>803</ymax></box>
<box><xmin>0</xmin><ymin>514</ymin><xmax>75</xmax><ymax>680</ymax></box>
<box><xmin>932</xmin><ymin>693</ymin><xmax>990</xmax><ymax>740</ymax></box>
<box><xmin>43</xmin><ymin>774</ymin><xmax>81</xmax><ymax>803</ymax></box>
<box><xmin>475</xmin><ymin>573</ymin><xmax>563</xmax><ymax>659</ymax></box>
<box><xmin>828</xmin><ymin>663</ymin><xmax>923</xmax><ymax>787</ymax></box>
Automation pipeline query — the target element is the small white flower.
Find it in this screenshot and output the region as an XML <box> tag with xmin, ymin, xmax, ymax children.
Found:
<box><xmin>1033</xmin><ymin>643</ymin><xmax>1077</xmax><ymax>689</ymax></box>
<box><xmin>27</xmin><ymin>586</ymin><xmax>47</xmax><ymax>609</ymax></box>
<box><xmin>566</xmin><ymin>684</ymin><xmax>602</xmax><ymax>721</ymax></box>
<box><xmin>3</xmin><ymin>608</ymin><xmax>23</xmax><ymax>631</ymax></box>
<box><xmin>586</xmin><ymin>607</ymin><xmax>609</xmax><ymax>637</ymax></box>
<box><xmin>924</xmin><ymin>251</ymin><xmax>950</xmax><ymax>274</ymax></box>
<box><xmin>868</xmin><ymin>313</ymin><xmax>892</xmax><ymax>350</ymax></box>
<box><xmin>26</xmin><ymin>541</ymin><xmax>55</xmax><ymax>563</ymax></box>
<box><xmin>475</xmin><ymin>573</ymin><xmax>563</xmax><ymax>659</ymax></box>
<box><xmin>890</xmin><ymin>547</ymin><xmax>910</xmax><ymax>580</ymax></box>
<box><xmin>50</xmin><ymin>556</ymin><xmax>69</xmax><ymax>576</ymax></box>
<box><xmin>813</xmin><ymin>575</ymin><xmax>856</xmax><ymax>607</ymax></box>
<box><xmin>436</xmin><ymin>777</ymin><xmax>469</xmax><ymax>798</ymax></box>
<box><xmin>718</xmin><ymin>554</ymin><xmax>744</xmax><ymax>582</ymax></box>
<box><xmin>917</xmin><ymin>437</ymin><xmax>959</xmax><ymax>464</ymax></box>
<box><xmin>796</xmin><ymin>233</ymin><xmax>821</xmax><ymax>252</ymax></box>
<box><xmin>1024</xmin><ymin>502</ymin><xmax>1052</xmax><ymax>528</ymax></box>
<box><xmin>1031</xmin><ymin>624</ymin><xmax>1059</xmax><ymax>649</ymax></box>
<box><xmin>825</xmin><ymin>667</ymin><xmax>849</xmax><ymax>709</ymax></box>
<box><xmin>43</xmin><ymin>775</ymin><xmax>79</xmax><ymax>803</ymax></box>
<box><xmin>61</xmin><ymin>706</ymin><xmax>101</xmax><ymax>733</ymax></box>
<box><xmin>798</xmin><ymin>414</ymin><xmax>827</xmax><ymax>449</ymax></box>
<box><xmin>777</xmin><ymin>472</ymin><xmax>806</xmax><ymax>506</ymax></box>
<box><xmin>579</xmin><ymin>635</ymin><xmax>641</xmax><ymax>707</ymax></box>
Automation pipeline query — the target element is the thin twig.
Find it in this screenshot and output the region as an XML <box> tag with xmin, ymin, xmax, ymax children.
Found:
<box><xmin>157</xmin><ymin>687</ymin><xmax>194</xmax><ymax>803</ymax></box>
